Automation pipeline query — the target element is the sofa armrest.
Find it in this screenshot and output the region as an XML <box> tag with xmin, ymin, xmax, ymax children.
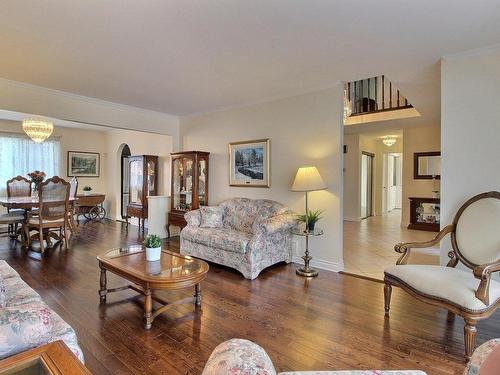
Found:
<box><xmin>184</xmin><ymin>210</ymin><xmax>201</xmax><ymax>227</ymax></box>
<box><xmin>202</xmin><ymin>339</ymin><xmax>276</xmax><ymax>375</ymax></box>
<box><xmin>256</xmin><ymin>213</ymin><xmax>297</xmax><ymax>236</ymax></box>
<box><xmin>464</xmin><ymin>338</ymin><xmax>500</xmax><ymax>375</ymax></box>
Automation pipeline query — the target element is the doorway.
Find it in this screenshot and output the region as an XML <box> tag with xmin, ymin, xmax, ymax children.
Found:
<box><xmin>360</xmin><ymin>152</ymin><xmax>374</xmax><ymax>219</ymax></box>
<box><xmin>120</xmin><ymin>144</ymin><xmax>131</xmax><ymax>219</ymax></box>
<box><xmin>383</xmin><ymin>153</ymin><xmax>402</xmax><ymax>214</ymax></box>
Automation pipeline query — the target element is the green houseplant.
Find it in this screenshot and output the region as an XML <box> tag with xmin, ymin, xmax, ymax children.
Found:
<box><xmin>297</xmin><ymin>209</ymin><xmax>324</xmax><ymax>232</ymax></box>
<box><xmin>143</xmin><ymin>234</ymin><xmax>162</xmax><ymax>261</ymax></box>
<box><xmin>82</xmin><ymin>185</ymin><xmax>92</xmax><ymax>195</ymax></box>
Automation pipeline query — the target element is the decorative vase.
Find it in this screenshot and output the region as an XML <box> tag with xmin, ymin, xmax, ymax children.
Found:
<box><xmin>307</xmin><ymin>221</ymin><xmax>316</xmax><ymax>232</ymax></box>
<box><xmin>145</xmin><ymin>247</ymin><xmax>162</xmax><ymax>262</ymax></box>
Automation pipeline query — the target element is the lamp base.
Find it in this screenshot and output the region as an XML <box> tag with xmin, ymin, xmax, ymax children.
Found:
<box><xmin>296</xmin><ymin>266</ymin><xmax>318</xmax><ymax>277</ymax></box>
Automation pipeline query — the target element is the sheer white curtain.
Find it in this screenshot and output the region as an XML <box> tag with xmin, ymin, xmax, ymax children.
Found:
<box><xmin>0</xmin><ymin>133</ymin><xmax>61</xmax><ymax>196</ymax></box>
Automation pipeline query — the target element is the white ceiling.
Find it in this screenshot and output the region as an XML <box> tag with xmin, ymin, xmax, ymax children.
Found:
<box><xmin>1</xmin><ymin>1</ymin><xmax>500</xmax><ymax>119</ymax></box>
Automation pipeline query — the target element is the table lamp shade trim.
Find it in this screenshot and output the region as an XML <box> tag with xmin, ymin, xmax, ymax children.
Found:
<box><xmin>291</xmin><ymin>166</ymin><xmax>327</xmax><ymax>192</ymax></box>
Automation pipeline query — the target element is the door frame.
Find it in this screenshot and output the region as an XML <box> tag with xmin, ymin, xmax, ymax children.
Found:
<box><xmin>361</xmin><ymin>151</ymin><xmax>375</xmax><ymax>219</ymax></box>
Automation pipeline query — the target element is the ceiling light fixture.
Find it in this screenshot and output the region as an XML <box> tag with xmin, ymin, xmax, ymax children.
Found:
<box><xmin>382</xmin><ymin>136</ymin><xmax>397</xmax><ymax>147</ymax></box>
<box><xmin>22</xmin><ymin>117</ymin><xmax>54</xmax><ymax>143</ymax></box>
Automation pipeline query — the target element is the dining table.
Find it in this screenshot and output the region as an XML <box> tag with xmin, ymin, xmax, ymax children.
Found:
<box><xmin>0</xmin><ymin>196</ymin><xmax>76</xmax><ymax>247</ymax></box>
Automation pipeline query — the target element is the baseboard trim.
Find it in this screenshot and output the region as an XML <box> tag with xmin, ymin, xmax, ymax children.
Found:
<box><xmin>292</xmin><ymin>256</ymin><xmax>344</xmax><ymax>272</ymax></box>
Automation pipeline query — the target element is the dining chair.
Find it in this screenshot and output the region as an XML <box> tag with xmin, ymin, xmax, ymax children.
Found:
<box><xmin>24</xmin><ymin>176</ymin><xmax>71</xmax><ymax>254</ymax></box>
<box><xmin>384</xmin><ymin>191</ymin><xmax>500</xmax><ymax>360</ymax></box>
<box><xmin>68</xmin><ymin>177</ymin><xmax>78</xmax><ymax>233</ymax></box>
<box><xmin>6</xmin><ymin>176</ymin><xmax>31</xmax><ymax>237</ymax></box>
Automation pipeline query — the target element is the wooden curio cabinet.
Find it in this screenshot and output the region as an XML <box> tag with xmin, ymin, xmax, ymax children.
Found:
<box><xmin>126</xmin><ymin>155</ymin><xmax>158</xmax><ymax>233</ymax></box>
<box><xmin>168</xmin><ymin>151</ymin><xmax>209</xmax><ymax>237</ymax></box>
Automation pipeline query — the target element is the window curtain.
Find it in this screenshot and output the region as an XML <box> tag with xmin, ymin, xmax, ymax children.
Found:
<box><xmin>0</xmin><ymin>133</ymin><xmax>61</xmax><ymax>196</ymax></box>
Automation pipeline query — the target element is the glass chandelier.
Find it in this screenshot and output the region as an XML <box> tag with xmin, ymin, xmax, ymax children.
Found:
<box><xmin>382</xmin><ymin>136</ymin><xmax>397</xmax><ymax>147</ymax></box>
<box><xmin>22</xmin><ymin>117</ymin><xmax>54</xmax><ymax>143</ymax></box>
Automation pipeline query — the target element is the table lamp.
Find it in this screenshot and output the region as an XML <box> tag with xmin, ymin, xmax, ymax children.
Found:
<box><xmin>291</xmin><ymin>166</ymin><xmax>327</xmax><ymax>231</ymax></box>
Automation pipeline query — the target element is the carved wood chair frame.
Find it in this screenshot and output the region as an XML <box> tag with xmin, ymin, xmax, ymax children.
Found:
<box><xmin>384</xmin><ymin>191</ymin><xmax>500</xmax><ymax>360</ymax></box>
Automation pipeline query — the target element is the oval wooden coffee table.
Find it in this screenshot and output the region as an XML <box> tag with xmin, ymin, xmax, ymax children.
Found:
<box><xmin>97</xmin><ymin>246</ymin><xmax>209</xmax><ymax>329</ymax></box>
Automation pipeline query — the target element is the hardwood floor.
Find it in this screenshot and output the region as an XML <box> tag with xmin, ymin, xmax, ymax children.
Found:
<box><xmin>344</xmin><ymin>210</ymin><xmax>440</xmax><ymax>280</ymax></box>
<box><xmin>0</xmin><ymin>220</ymin><xmax>497</xmax><ymax>374</ymax></box>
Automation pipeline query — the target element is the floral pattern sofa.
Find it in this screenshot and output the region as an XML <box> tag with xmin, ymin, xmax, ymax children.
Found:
<box><xmin>0</xmin><ymin>260</ymin><xmax>84</xmax><ymax>362</ymax></box>
<box><xmin>180</xmin><ymin>198</ymin><xmax>296</xmax><ymax>279</ymax></box>
<box><xmin>202</xmin><ymin>338</ymin><xmax>500</xmax><ymax>375</ymax></box>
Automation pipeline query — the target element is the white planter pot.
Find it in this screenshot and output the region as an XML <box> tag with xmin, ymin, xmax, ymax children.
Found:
<box><xmin>145</xmin><ymin>247</ymin><xmax>162</xmax><ymax>262</ymax></box>
<box><xmin>83</xmin><ymin>191</ymin><xmax>92</xmax><ymax>195</ymax></box>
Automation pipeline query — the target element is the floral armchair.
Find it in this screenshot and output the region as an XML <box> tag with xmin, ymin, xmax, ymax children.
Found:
<box><xmin>180</xmin><ymin>198</ymin><xmax>296</xmax><ymax>279</ymax></box>
<box><xmin>202</xmin><ymin>339</ymin><xmax>427</xmax><ymax>375</ymax></box>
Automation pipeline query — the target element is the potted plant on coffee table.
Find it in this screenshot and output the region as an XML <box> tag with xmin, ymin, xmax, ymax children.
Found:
<box><xmin>143</xmin><ymin>234</ymin><xmax>162</xmax><ymax>261</ymax></box>
<box><xmin>82</xmin><ymin>186</ymin><xmax>93</xmax><ymax>195</ymax></box>
<box><xmin>297</xmin><ymin>209</ymin><xmax>324</xmax><ymax>232</ymax></box>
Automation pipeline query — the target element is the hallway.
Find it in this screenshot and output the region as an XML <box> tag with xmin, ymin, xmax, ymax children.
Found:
<box><xmin>343</xmin><ymin>210</ymin><xmax>439</xmax><ymax>280</ymax></box>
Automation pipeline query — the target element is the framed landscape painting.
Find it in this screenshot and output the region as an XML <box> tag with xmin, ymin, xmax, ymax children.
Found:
<box><xmin>228</xmin><ymin>139</ymin><xmax>270</xmax><ymax>187</ymax></box>
<box><xmin>67</xmin><ymin>151</ymin><xmax>100</xmax><ymax>177</ymax></box>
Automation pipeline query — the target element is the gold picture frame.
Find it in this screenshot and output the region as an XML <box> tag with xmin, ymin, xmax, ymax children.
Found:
<box><xmin>228</xmin><ymin>139</ymin><xmax>270</xmax><ymax>187</ymax></box>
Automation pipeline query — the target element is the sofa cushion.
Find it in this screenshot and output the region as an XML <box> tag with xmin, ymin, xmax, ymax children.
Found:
<box><xmin>0</xmin><ymin>301</ymin><xmax>84</xmax><ymax>362</ymax></box>
<box><xmin>385</xmin><ymin>265</ymin><xmax>500</xmax><ymax>312</ymax></box>
<box><xmin>220</xmin><ymin>198</ymin><xmax>287</xmax><ymax>234</ymax></box>
<box><xmin>200</xmin><ymin>206</ymin><xmax>223</xmax><ymax>228</ymax></box>
<box><xmin>2</xmin><ymin>276</ymin><xmax>42</xmax><ymax>307</ymax></box>
<box><xmin>182</xmin><ymin>227</ymin><xmax>252</xmax><ymax>254</ymax></box>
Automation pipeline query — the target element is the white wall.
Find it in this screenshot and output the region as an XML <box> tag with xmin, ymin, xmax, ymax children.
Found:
<box><xmin>0</xmin><ymin>78</ymin><xmax>180</xmax><ymax>149</ymax></box>
<box><xmin>401</xmin><ymin>126</ymin><xmax>441</xmax><ymax>227</ymax></box>
<box><xmin>343</xmin><ymin>134</ymin><xmax>360</xmax><ymax>221</ymax></box>
<box><xmin>105</xmin><ymin>128</ymin><xmax>173</xmax><ymax>220</ymax></box>
<box><xmin>181</xmin><ymin>87</ymin><xmax>344</xmax><ymax>272</ymax></box>
<box><xmin>441</xmin><ymin>46</ymin><xmax>500</xmax><ymax>264</ymax></box>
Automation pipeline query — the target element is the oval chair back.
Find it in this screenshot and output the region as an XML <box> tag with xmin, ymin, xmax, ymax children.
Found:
<box><xmin>7</xmin><ymin>176</ymin><xmax>31</xmax><ymax>198</ymax></box>
<box><xmin>451</xmin><ymin>191</ymin><xmax>500</xmax><ymax>269</ymax></box>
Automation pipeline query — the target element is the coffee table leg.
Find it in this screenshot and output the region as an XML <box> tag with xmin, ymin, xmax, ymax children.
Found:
<box><xmin>144</xmin><ymin>288</ymin><xmax>153</xmax><ymax>330</ymax></box>
<box><xmin>194</xmin><ymin>283</ymin><xmax>202</xmax><ymax>307</ymax></box>
<box><xmin>99</xmin><ymin>266</ymin><xmax>107</xmax><ymax>303</ymax></box>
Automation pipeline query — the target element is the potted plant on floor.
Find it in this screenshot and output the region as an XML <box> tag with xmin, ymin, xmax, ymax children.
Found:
<box><xmin>82</xmin><ymin>186</ymin><xmax>92</xmax><ymax>195</ymax></box>
<box><xmin>143</xmin><ymin>234</ymin><xmax>162</xmax><ymax>261</ymax></box>
<box><xmin>297</xmin><ymin>209</ymin><xmax>324</xmax><ymax>232</ymax></box>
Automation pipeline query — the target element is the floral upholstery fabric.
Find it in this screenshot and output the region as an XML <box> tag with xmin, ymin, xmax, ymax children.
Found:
<box><xmin>182</xmin><ymin>227</ymin><xmax>252</xmax><ymax>254</ymax></box>
<box><xmin>202</xmin><ymin>339</ymin><xmax>426</xmax><ymax>375</ymax></box>
<box><xmin>200</xmin><ymin>206</ymin><xmax>224</xmax><ymax>228</ymax></box>
<box><xmin>181</xmin><ymin>198</ymin><xmax>296</xmax><ymax>279</ymax></box>
<box><xmin>464</xmin><ymin>338</ymin><xmax>500</xmax><ymax>375</ymax></box>
<box><xmin>0</xmin><ymin>260</ymin><xmax>84</xmax><ymax>363</ymax></box>
<box><xmin>202</xmin><ymin>339</ymin><xmax>277</xmax><ymax>375</ymax></box>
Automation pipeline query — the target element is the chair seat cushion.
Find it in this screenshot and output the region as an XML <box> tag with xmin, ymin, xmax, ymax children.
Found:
<box><xmin>0</xmin><ymin>212</ymin><xmax>24</xmax><ymax>224</ymax></box>
<box><xmin>182</xmin><ymin>227</ymin><xmax>252</xmax><ymax>254</ymax></box>
<box><xmin>384</xmin><ymin>265</ymin><xmax>500</xmax><ymax>312</ymax></box>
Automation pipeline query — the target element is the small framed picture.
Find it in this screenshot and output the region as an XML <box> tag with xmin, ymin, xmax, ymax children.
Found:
<box><xmin>67</xmin><ymin>151</ymin><xmax>100</xmax><ymax>177</ymax></box>
<box><xmin>228</xmin><ymin>139</ymin><xmax>270</xmax><ymax>187</ymax></box>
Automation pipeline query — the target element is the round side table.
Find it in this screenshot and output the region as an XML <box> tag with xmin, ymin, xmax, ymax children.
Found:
<box><xmin>291</xmin><ymin>227</ymin><xmax>324</xmax><ymax>277</ymax></box>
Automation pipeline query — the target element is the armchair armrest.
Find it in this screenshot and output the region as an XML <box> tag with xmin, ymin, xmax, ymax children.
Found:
<box><xmin>202</xmin><ymin>339</ymin><xmax>276</xmax><ymax>375</ymax></box>
<box><xmin>473</xmin><ymin>260</ymin><xmax>500</xmax><ymax>305</ymax></box>
<box><xmin>395</xmin><ymin>224</ymin><xmax>454</xmax><ymax>265</ymax></box>
<box><xmin>256</xmin><ymin>213</ymin><xmax>297</xmax><ymax>235</ymax></box>
<box><xmin>184</xmin><ymin>210</ymin><xmax>201</xmax><ymax>227</ymax></box>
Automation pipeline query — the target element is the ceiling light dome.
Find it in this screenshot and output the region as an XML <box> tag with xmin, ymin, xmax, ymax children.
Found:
<box><xmin>22</xmin><ymin>117</ymin><xmax>54</xmax><ymax>143</ymax></box>
<box><xmin>382</xmin><ymin>136</ymin><xmax>397</xmax><ymax>147</ymax></box>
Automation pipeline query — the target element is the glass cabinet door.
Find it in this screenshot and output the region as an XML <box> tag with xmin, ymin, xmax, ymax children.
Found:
<box><xmin>172</xmin><ymin>157</ymin><xmax>193</xmax><ymax>211</ymax></box>
<box><xmin>129</xmin><ymin>159</ymin><xmax>143</xmax><ymax>204</ymax></box>
<box><xmin>198</xmin><ymin>158</ymin><xmax>207</xmax><ymax>206</ymax></box>
<box><xmin>147</xmin><ymin>159</ymin><xmax>156</xmax><ymax>197</ymax></box>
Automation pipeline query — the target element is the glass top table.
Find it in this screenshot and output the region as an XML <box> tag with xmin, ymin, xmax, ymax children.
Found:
<box><xmin>97</xmin><ymin>246</ymin><xmax>209</xmax><ymax>329</ymax></box>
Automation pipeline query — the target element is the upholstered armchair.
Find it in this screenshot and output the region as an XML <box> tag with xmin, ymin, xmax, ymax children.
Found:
<box><xmin>384</xmin><ymin>192</ymin><xmax>500</xmax><ymax>360</ymax></box>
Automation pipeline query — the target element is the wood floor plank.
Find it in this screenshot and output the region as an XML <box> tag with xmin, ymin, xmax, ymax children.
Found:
<box><xmin>0</xmin><ymin>220</ymin><xmax>492</xmax><ymax>375</ymax></box>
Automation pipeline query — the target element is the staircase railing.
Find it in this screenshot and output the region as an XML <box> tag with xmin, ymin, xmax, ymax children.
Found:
<box><xmin>345</xmin><ymin>75</ymin><xmax>412</xmax><ymax>117</ymax></box>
